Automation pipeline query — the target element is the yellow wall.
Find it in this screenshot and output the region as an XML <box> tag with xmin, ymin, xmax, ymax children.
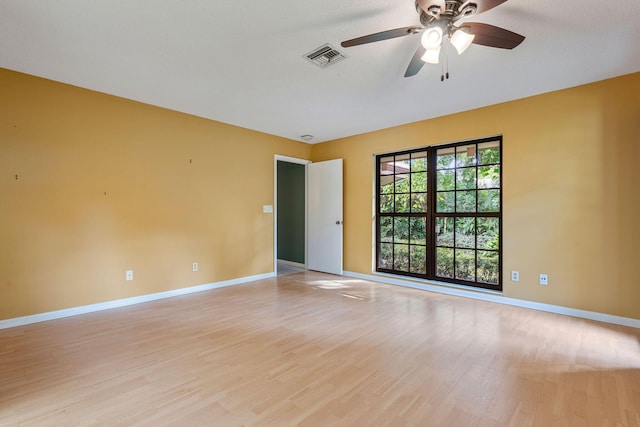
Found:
<box><xmin>0</xmin><ymin>68</ymin><xmax>311</xmax><ymax>320</ymax></box>
<box><xmin>312</xmin><ymin>72</ymin><xmax>640</xmax><ymax>320</ymax></box>
<box><xmin>2</xmin><ymin>67</ymin><xmax>639</xmax><ymax>322</ymax></box>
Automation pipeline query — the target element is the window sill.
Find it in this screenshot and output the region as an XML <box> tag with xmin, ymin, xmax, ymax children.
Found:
<box><xmin>368</xmin><ymin>271</ymin><xmax>503</xmax><ymax>296</ymax></box>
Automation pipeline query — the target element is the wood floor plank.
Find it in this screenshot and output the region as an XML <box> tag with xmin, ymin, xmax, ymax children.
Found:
<box><xmin>1</xmin><ymin>271</ymin><xmax>639</xmax><ymax>426</ymax></box>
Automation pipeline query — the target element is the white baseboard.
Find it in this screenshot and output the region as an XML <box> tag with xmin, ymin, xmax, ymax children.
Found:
<box><xmin>0</xmin><ymin>272</ymin><xmax>276</xmax><ymax>330</ymax></box>
<box><xmin>5</xmin><ymin>270</ymin><xmax>637</xmax><ymax>331</ymax></box>
<box><xmin>277</xmin><ymin>259</ymin><xmax>306</xmax><ymax>269</ymax></box>
<box><xmin>343</xmin><ymin>271</ymin><xmax>640</xmax><ymax>329</ymax></box>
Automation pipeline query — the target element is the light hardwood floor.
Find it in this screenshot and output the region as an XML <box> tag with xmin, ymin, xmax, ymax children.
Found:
<box><xmin>1</xmin><ymin>271</ymin><xmax>639</xmax><ymax>426</ymax></box>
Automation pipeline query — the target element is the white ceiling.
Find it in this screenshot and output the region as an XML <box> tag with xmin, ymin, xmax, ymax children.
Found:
<box><xmin>1</xmin><ymin>0</ymin><xmax>640</xmax><ymax>143</ymax></box>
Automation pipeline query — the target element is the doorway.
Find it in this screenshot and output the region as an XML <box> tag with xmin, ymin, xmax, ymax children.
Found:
<box><xmin>274</xmin><ymin>155</ymin><xmax>343</xmax><ymax>276</ymax></box>
<box><xmin>275</xmin><ymin>156</ymin><xmax>309</xmax><ymax>275</ymax></box>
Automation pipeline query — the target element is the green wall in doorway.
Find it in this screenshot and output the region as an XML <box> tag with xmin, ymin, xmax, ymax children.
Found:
<box><xmin>277</xmin><ymin>161</ymin><xmax>305</xmax><ymax>264</ymax></box>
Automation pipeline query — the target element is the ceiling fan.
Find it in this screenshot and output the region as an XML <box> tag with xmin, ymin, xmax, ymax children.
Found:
<box><xmin>340</xmin><ymin>0</ymin><xmax>525</xmax><ymax>78</ymax></box>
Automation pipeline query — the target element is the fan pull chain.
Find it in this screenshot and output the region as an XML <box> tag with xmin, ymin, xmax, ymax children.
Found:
<box><xmin>446</xmin><ymin>41</ymin><xmax>450</xmax><ymax>80</ymax></box>
<box><xmin>441</xmin><ymin>41</ymin><xmax>450</xmax><ymax>82</ymax></box>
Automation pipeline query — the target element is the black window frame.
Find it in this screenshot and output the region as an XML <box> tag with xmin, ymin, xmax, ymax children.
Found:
<box><xmin>375</xmin><ymin>136</ymin><xmax>503</xmax><ymax>291</ymax></box>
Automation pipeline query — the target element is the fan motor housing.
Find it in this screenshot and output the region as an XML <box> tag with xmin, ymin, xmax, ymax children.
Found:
<box><xmin>416</xmin><ymin>0</ymin><xmax>478</xmax><ymax>24</ymax></box>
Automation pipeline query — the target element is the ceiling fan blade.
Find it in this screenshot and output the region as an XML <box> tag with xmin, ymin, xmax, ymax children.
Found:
<box><xmin>405</xmin><ymin>45</ymin><xmax>427</xmax><ymax>77</ymax></box>
<box><xmin>465</xmin><ymin>22</ymin><xmax>525</xmax><ymax>49</ymax></box>
<box><xmin>416</xmin><ymin>0</ymin><xmax>445</xmax><ymax>15</ymax></box>
<box><xmin>472</xmin><ymin>0</ymin><xmax>510</xmax><ymax>14</ymax></box>
<box><xmin>341</xmin><ymin>26</ymin><xmax>422</xmax><ymax>48</ymax></box>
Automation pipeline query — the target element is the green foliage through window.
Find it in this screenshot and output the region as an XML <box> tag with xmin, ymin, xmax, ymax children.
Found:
<box><xmin>376</xmin><ymin>138</ymin><xmax>502</xmax><ymax>291</ymax></box>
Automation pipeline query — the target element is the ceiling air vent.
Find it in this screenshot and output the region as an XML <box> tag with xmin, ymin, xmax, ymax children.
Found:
<box><xmin>304</xmin><ymin>44</ymin><xmax>346</xmax><ymax>68</ymax></box>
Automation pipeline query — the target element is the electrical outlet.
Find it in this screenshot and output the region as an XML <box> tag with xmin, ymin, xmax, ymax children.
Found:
<box><xmin>539</xmin><ymin>274</ymin><xmax>548</xmax><ymax>286</ymax></box>
<box><xmin>192</xmin><ymin>262</ymin><xmax>198</xmax><ymax>272</ymax></box>
<box><xmin>126</xmin><ymin>270</ymin><xmax>134</xmax><ymax>281</ymax></box>
<box><xmin>511</xmin><ymin>271</ymin><xmax>520</xmax><ymax>282</ymax></box>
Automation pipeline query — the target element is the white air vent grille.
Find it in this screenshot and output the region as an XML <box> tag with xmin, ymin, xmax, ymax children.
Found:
<box><xmin>304</xmin><ymin>44</ymin><xmax>346</xmax><ymax>68</ymax></box>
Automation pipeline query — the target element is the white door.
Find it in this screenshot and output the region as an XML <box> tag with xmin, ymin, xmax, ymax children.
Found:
<box><xmin>307</xmin><ymin>159</ymin><xmax>343</xmax><ymax>275</ymax></box>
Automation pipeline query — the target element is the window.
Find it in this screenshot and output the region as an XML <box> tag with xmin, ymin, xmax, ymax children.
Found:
<box><xmin>376</xmin><ymin>137</ymin><xmax>502</xmax><ymax>291</ymax></box>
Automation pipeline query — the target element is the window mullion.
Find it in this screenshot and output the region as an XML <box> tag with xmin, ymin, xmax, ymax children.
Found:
<box><xmin>392</xmin><ymin>155</ymin><xmax>396</xmax><ymax>270</ymax></box>
<box><xmin>408</xmin><ymin>155</ymin><xmax>412</xmax><ymax>274</ymax></box>
<box><xmin>427</xmin><ymin>147</ymin><xmax>437</xmax><ymax>279</ymax></box>
<box><xmin>475</xmin><ymin>143</ymin><xmax>479</xmax><ymax>283</ymax></box>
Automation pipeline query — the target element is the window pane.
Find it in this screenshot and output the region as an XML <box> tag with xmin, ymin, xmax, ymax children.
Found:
<box><xmin>394</xmin><ymin>244</ymin><xmax>409</xmax><ymax>272</ymax></box>
<box><xmin>410</xmin><ymin>246</ymin><xmax>426</xmax><ymax>274</ymax></box>
<box><xmin>380</xmin><ymin>180</ymin><xmax>394</xmax><ymax>194</ymax></box>
<box><xmin>437</xmin><ymin>147</ymin><xmax>455</xmax><ymax>170</ymax></box>
<box><xmin>380</xmin><ymin>195</ymin><xmax>393</xmax><ymax>213</ymax></box>
<box><xmin>456</xmin><ymin>167</ymin><xmax>476</xmax><ymax>190</ymax></box>
<box><xmin>395</xmin><ymin>194</ymin><xmax>410</xmax><ymax>213</ymax></box>
<box><xmin>395</xmin><ymin>153</ymin><xmax>411</xmax><ymax>162</ymax></box>
<box><xmin>394</xmin><ymin>174</ymin><xmax>410</xmax><ymax>193</ymax></box>
<box><xmin>478</xmin><ymin>141</ymin><xmax>500</xmax><ymax>165</ymax></box>
<box><xmin>411</xmin><ymin>172</ymin><xmax>427</xmax><ymax>192</ymax></box>
<box><xmin>455</xmin><ymin>249</ymin><xmax>475</xmax><ymax>281</ymax></box>
<box><xmin>477</xmin><ymin>250</ymin><xmax>499</xmax><ymax>284</ymax></box>
<box><xmin>456</xmin><ymin>190</ymin><xmax>476</xmax><ymax>212</ymax></box>
<box><xmin>410</xmin><ymin>217</ymin><xmax>427</xmax><ymax>244</ymax></box>
<box><xmin>478</xmin><ymin>189</ymin><xmax>500</xmax><ymax>212</ymax></box>
<box><xmin>411</xmin><ymin>193</ymin><xmax>427</xmax><ymax>213</ymax></box>
<box><xmin>379</xmin><ymin>243</ymin><xmax>393</xmax><ymax>269</ymax></box>
<box><xmin>380</xmin><ymin>216</ymin><xmax>393</xmax><ymax>243</ymax></box>
<box><xmin>410</xmin><ymin>151</ymin><xmax>427</xmax><ymax>172</ymax></box>
<box><xmin>477</xmin><ymin>218</ymin><xmax>499</xmax><ymax>250</ymax></box>
<box><xmin>478</xmin><ymin>165</ymin><xmax>500</xmax><ymax>189</ymax></box>
<box><xmin>436</xmin><ymin>217</ymin><xmax>454</xmax><ymax>247</ymax></box>
<box><xmin>436</xmin><ymin>247</ymin><xmax>454</xmax><ymax>278</ymax></box>
<box><xmin>437</xmin><ymin>170</ymin><xmax>455</xmax><ymax>191</ymax></box>
<box><xmin>437</xmin><ymin>191</ymin><xmax>455</xmax><ymax>213</ymax></box>
<box><xmin>456</xmin><ymin>144</ymin><xmax>477</xmax><ymax>167</ymax></box>
<box><xmin>379</xmin><ymin>156</ymin><xmax>395</xmax><ymax>176</ymax></box>
<box><xmin>394</xmin><ymin>217</ymin><xmax>409</xmax><ymax>243</ymax></box>
<box><xmin>455</xmin><ymin>217</ymin><xmax>475</xmax><ymax>249</ymax></box>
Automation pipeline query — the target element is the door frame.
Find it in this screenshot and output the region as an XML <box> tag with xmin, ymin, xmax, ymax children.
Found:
<box><xmin>274</xmin><ymin>155</ymin><xmax>311</xmax><ymax>273</ymax></box>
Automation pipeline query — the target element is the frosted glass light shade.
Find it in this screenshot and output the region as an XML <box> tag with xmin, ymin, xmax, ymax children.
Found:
<box><xmin>421</xmin><ymin>27</ymin><xmax>443</xmax><ymax>50</ymax></box>
<box><xmin>451</xmin><ymin>28</ymin><xmax>475</xmax><ymax>54</ymax></box>
<box><xmin>421</xmin><ymin>46</ymin><xmax>441</xmax><ymax>64</ymax></box>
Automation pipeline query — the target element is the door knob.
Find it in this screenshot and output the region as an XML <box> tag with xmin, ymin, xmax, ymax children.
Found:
<box><xmin>336</xmin><ymin>220</ymin><xmax>343</xmax><ymax>225</ymax></box>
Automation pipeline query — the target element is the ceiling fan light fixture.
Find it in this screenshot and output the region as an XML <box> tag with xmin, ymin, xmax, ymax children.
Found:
<box><xmin>421</xmin><ymin>26</ymin><xmax>443</xmax><ymax>50</ymax></box>
<box><xmin>340</xmin><ymin>0</ymin><xmax>525</xmax><ymax>78</ymax></box>
<box><xmin>450</xmin><ymin>27</ymin><xmax>475</xmax><ymax>55</ymax></box>
<box><xmin>421</xmin><ymin>46</ymin><xmax>441</xmax><ymax>64</ymax></box>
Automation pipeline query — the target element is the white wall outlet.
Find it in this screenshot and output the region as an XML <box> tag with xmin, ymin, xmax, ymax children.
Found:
<box><xmin>539</xmin><ymin>274</ymin><xmax>548</xmax><ymax>285</ymax></box>
<box><xmin>511</xmin><ymin>271</ymin><xmax>520</xmax><ymax>282</ymax></box>
<box><xmin>126</xmin><ymin>270</ymin><xmax>134</xmax><ymax>281</ymax></box>
<box><xmin>263</xmin><ymin>205</ymin><xmax>273</xmax><ymax>213</ymax></box>
<box><xmin>192</xmin><ymin>262</ymin><xmax>198</xmax><ymax>272</ymax></box>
